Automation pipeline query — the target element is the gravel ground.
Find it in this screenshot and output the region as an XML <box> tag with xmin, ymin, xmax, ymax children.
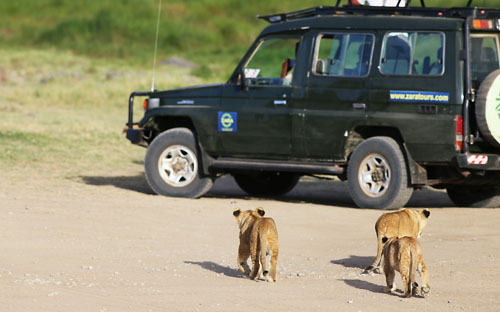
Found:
<box><xmin>0</xmin><ymin>174</ymin><xmax>499</xmax><ymax>312</ymax></box>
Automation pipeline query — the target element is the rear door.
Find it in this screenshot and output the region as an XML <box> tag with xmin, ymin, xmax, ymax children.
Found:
<box><xmin>302</xmin><ymin>31</ymin><xmax>375</xmax><ymax>161</ymax></box>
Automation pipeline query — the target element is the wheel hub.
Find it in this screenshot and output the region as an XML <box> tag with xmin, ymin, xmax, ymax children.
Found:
<box><xmin>359</xmin><ymin>154</ymin><xmax>391</xmax><ymax>197</ymax></box>
<box><xmin>158</xmin><ymin>145</ymin><xmax>197</xmax><ymax>187</ymax></box>
<box><xmin>371</xmin><ymin>167</ymin><xmax>387</xmax><ymax>182</ymax></box>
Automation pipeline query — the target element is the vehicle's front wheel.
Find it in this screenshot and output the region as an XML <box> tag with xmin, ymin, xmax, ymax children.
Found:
<box><xmin>232</xmin><ymin>172</ymin><xmax>300</xmax><ymax>196</ymax></box>
<box><xmin>347</xmin><ymin>136</ymin><xmax>413</xmax><ymax>209</ymax></box>
<box><xmin>446</xmin><ymin>185</ymin><xmax>500</xmax><ymax>208</ymax></box>
<box><xmin>144</xmin><ymin>128</ymin><xmax>213</xmax><ymax>198</ymax></box>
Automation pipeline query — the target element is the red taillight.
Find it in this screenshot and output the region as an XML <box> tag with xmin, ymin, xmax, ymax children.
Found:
<box><xmin>472</xmin><ymin>19</ymin><xmax>494</xmax><ymax>30</ymax></box>
<box><xmin>143</xmin><ymin>99</ymin><xmax>148</xmax><ymax>110</ymax></box>
<box><xmin>456</xmin><ymin>115</ymin><xmax>464</xmax><ymax>151</ymax></box>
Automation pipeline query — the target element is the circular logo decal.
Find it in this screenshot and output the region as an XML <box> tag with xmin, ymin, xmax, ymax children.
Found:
<box><xmin>220</xmin><ymin>113</ymin><xmax>234</xmax><ymax>128</ymax></box>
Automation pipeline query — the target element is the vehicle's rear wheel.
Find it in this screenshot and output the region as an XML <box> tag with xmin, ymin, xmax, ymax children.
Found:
<box><xmin>347</xmin><ymin>136</ymin><xmax>413</xmax><ymax>209</ymax></box>
<box><xmin>446</xmin><ymin>185</ymin><xmax>500</xmax><ymax>208</ymax></box>
<box><xmin>232</xmin><ymin>172</ymin><xmax>300</xmax><ymax>196</ymax></box>
<box><xmin>145</xmin><ymin>128</ymin><xmax>213</xmax><ymax>198</ymax></box>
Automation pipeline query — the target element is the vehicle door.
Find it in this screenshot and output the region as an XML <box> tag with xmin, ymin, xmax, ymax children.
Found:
<box><xmin>219</xmin><ymin>36</ymin><xmax>302</xmax><ymax>158</ymax></box>
<box><xmin>302</xmin><ymin>32</ymin><xmax>375</xmax><ymax>161</ymax></box>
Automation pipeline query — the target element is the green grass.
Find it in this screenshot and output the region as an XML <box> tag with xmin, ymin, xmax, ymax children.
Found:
<box><xmin>0</xmin><ymin>48</ymin><xmax>201</xmax><ymax>180</ymax></box>
<box><xmin>1</xmin><ymin>0</ymin><xmax>492</xmax><ymax>81</ymax></box>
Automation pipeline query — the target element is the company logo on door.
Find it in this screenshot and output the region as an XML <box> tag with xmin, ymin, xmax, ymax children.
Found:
<box><xmin>218</xmin><ymin>112</ymin><xmax>237</xmax><ymax>132</ymax></box>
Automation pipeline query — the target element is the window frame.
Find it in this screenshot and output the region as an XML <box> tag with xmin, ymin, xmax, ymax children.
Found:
<box><xmin>242</xmin><ymin>35</ymin><xmax>303</xmax><ymax>88</ymax></box>
<box><xmin>311</xmin><ymin>32</ymin><xmax>376</xmax><ymax>78</ymax></box>
<box><xmin>378</xmin><ymin>30</ymin><xmax>446</xmax><ymax>77</ymax></box>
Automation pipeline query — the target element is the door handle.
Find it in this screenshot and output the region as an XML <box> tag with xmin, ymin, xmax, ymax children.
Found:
<box><xmin>274</xmin><ymin>100</ymin><xmax>287</xmax><ymax>105</ymax></box>
<box><xmin>352</xmin><ymin>103</ymin><xmax>366</xmax><ymax>110</ymax></box>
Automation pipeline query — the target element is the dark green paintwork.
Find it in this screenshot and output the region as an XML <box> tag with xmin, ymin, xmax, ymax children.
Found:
<box><xmin>135</xmin><ymin>12</ymin><xmax>500</xmax><ymax>180</ymax></box>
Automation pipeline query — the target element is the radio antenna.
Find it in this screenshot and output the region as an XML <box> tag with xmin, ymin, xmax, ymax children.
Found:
<box><xmin>151</xmin><ymin>0</ymin><xmax>162</xmax><ymax>92</ymax></box>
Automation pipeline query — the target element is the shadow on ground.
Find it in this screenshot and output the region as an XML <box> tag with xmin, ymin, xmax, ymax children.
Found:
<box><xmin>342</xmin><ymin>279</ymin><xmax>385</xmax><ymax>294</ymax></box>
<box><xmin>184</xmin><ymin>261</ymin><xmax>243</xmax><ymax>279</ymax></box>
<box><xmin>80</xmin><ymin>173</ymin><xmax>455</xmax><ymax>208</ymax></box>
<box><xmin>80</xmin><ymin>174</ymin><xmax>155</xmax><ymax>195</ymax></box>
<box><xmin>331</xmin><ymin>255</ymin><xmax>374</xmax><ymax>270</ymax></box>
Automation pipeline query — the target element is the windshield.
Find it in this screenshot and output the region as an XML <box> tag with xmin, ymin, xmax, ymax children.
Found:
<box><xmin>471</xmin><ymin>34</ymin><xmax>500</xmax><ymax>83</ymax></box>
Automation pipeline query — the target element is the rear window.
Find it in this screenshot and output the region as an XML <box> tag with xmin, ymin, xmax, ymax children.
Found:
<box><xmin>471</xmin><ymin>34</ymin><xmax>500</xmax><ymax>82</ymax></box>
<box><xmin>380</xmin><ymin>31</ymin><xmax>444</xmax><ymax>76</ymax></box>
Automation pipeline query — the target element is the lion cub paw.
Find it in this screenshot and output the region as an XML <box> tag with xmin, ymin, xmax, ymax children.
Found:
<box><xmin>420</xmin><ymin>287</ymin><xmax>430</xmax><ymax>296</ymax></box>
<box><xmin>383</xmin><ymin>286</ymin><xmax>395</xmax><ymax>293</ymax></box>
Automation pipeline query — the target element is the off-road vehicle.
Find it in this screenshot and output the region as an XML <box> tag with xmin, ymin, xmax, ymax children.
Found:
<box><xmin>125</xmin><ymin>0</ymin><xmax>500</xmax><ymax>209</ymax></box>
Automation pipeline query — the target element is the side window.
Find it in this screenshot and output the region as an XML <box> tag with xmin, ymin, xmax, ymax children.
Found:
<box><xmin>314</xmin><ymin>33</ymin><xmax>374</xmax><ymax>77</ymax></box>
<box><xmin>244</xmin><ymin>37</ymin><xmax>300</xmax><ymax>86</ymax></box>
<box><xmin>380</xmin><ymin>32</ymin><xmax>444</xmax><ymax>75</ymax></box>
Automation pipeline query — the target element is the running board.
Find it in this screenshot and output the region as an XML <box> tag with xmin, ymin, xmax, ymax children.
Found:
<box><xmin>210</xmin><ymin>158</ymin><xmax>344</xmax><ymax>175</ymax></box>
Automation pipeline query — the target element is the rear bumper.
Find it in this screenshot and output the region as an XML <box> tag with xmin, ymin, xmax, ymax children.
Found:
<box><xmin>457</xmin><ymin>153</ymin><xmax>500</xmax><ymax>170</ymax></box>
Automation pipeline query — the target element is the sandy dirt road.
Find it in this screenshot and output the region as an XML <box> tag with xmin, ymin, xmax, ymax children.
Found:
<box><xmin>0</xmin><ymin>174</ymin><xmax>499</xmax><ymax>312</ymax></box>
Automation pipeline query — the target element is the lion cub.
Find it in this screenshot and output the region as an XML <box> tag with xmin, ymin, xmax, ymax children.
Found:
<box><xmin>365</xmin><ymin>208</ymin><xmax>430</xmax><ymax>273</ymax></box>
<box><xmin>233</xmin><ymin>207</ymin><xmax>279</xmax><ymax>282</ymax></box>
<box><xmin>382</xmin><ymin>236</ymin><xmax>430</xmax><ymax>298</ymax></box>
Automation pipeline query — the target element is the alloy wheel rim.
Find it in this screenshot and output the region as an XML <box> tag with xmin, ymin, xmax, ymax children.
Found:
<box><xmin>358</xmin><ymin>153</ymin><xmax>391</xmax><ymax>197</ymax></box>
<box><xmin>158</xmin><ymin>145</ymin><xmax>197</xmax><ymax>187</ymax></box>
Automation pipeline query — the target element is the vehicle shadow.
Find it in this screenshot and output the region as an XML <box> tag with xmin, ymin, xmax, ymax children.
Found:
<box><xmin>80</xmin><ymin>174</ymin><xmax>155</xmax><ymax>195</ymax></box>
<box><xmin>207</xmin><ymin>175</ymin><xmax>455</xmax><ymax>208</ymax></box>
<box><xmin>206</xmin><ymin>176</ymin><xmax>357</xmax><ymax>207</ymax></box>
<box><xmin>331</xmin><ymin>255</ymin><xmax>374</xmax><ymax>270</ymax></box>
<box><xmin>80</xmin><ymin>173</ymin><xmax>455</xmax><ymax>208</ymax></box>
<box><xmin>184</xmin><ymin>261</ymin><xmax>243</xmax><ymax>279</ymax></box>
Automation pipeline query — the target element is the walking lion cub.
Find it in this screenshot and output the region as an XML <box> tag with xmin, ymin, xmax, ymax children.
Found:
<box><xmin>382</xmin><ymin>236</ymin><xmax>430</xmax><ymax>298</ymax></box>
<box><xmin>233</xmin><ymin>207</ymin><xmax>279</xmax><ymax>282</ymax></box>
<box><xmin>365</xmin><ymin>208</ymin><xmax>430</xmax><ymax>273</ymax></box>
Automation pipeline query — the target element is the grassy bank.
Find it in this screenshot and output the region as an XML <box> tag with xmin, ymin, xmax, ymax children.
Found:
<box><xmin>0</xmin><ymin>0</ymin><xmax>493</xmax><ymax>80</ymax></box>
<box><xmin>0</xmin><ymin>48</ymin><xmax>202</xmax><ymax>182</ymax></box>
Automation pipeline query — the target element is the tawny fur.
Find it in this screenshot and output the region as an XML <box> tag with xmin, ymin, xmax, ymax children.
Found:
<box><xmin>365</xmin><ymin>208</ymin><xmax>430</xmax><ymax>273</ymax></box>
<box><xmin>382</xmin><ymin>236</ymin><xmax>430</xmax><ymax>298</ymax></box>
<box><xmin>233</xmin><ymin>207</ymin><xmax>279</xmax><ymax>282</ymax></box>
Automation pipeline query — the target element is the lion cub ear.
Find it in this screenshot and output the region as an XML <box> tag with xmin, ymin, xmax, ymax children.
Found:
<box><xmin>423</xmin><ymin>209</ymin><xmax>430</xmax><ymax>218</ymax></box>
<box><xmin>233</xmin><ymin>208</ymin><xmax>241</xmax><ymax>217</ymax></box>
<box><xmin>256</xmin><ymin>207</ymin><xmax>265</xmax><ymax>217</ymax></box>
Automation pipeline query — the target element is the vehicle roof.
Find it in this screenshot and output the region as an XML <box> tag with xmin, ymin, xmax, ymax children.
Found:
<box><xmin>260</xmin><ymin>14</ymin><xmax>464</xmax><ymax>36</ymax></box>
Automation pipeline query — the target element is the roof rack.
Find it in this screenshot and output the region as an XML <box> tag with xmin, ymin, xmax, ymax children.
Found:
<box><xmin>257</xmin><ymin>0</ymin><xmax>500</xmax><ymax>23</ymax></box>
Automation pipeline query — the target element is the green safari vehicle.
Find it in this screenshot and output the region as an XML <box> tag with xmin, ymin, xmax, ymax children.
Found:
<box><xmin>126</xmin><ymin>0</ymin><xmax>500</xmax><ymax>209</ymax></box>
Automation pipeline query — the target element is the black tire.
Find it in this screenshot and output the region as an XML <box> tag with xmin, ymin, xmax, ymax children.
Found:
<box><xmin>347</xmin><ymin>136</ymin><xmax>413</xmax><ymax>209</ymax></box>
<box><xmin>232</xmin><ymin>172</ymin><xmax>300</xmax><ymax>196</ymax></box>
<box><xmin>144</xmin><ymin>128</ymin><xmax>213</xmax><ymax>198</ymax></box>
<box><xmin>476</xmin><ymin>69</ymin><xmax>500</xmax><ymax>148</ymax></box>
<box><xmin>446</xmin><ymin>185</ymin><xmax>500</xmax><ymax>208</ymax></box>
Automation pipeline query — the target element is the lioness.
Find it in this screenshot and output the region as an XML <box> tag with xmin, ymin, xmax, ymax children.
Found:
<box><xmin>233</xmin><ymin>207</ymin><xmax>279</xmax><ymax>282</ymax></box>
<box><xmin>382</xmin><ymin>236</ymin><xmax>430</xmax><ymax>298</ymax></box>
<box><xmin>365</xmin><ymin>208</ymin><xmax>430</xmax><ymax>273</ymax></box>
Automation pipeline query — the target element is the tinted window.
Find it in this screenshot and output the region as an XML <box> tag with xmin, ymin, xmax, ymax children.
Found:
<box><xmin>380</xmin><ymin>32</ymin><xmax>444</xmax><ymax>75</ymax></box>
<box><xmin>314</xmin><ymin>33</ymin><xmax>374</xmax><ymax>77</ymax></box>
<box><xmin>471</xmin><ymin>35</ymin><xmax>500</xmax><ymax>82</ymax></box>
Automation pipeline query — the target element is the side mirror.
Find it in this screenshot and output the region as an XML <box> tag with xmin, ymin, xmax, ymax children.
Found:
<box><xmin>239</xmin><ymin>67</ymin><xmax>249</xmax><ymax>92</ymax></box>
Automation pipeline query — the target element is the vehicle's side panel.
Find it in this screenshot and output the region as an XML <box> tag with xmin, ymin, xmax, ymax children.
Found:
<box><xmin>367</xmin><ymin>30</ymin><xmax>460</xmax><ymax>163</ymax></box>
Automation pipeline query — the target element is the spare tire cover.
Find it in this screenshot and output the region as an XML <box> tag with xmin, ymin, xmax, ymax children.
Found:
<box><xmin>476</xmin><ymin>69</ymin><xmax>500</xmax><ymax>148</ymax></box>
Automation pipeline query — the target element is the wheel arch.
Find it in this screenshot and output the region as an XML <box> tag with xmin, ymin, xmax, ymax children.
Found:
<box><xmin>345</xmin><ymin>126</ymin><xmax>427</xmax><ymax>186</ymax></box>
